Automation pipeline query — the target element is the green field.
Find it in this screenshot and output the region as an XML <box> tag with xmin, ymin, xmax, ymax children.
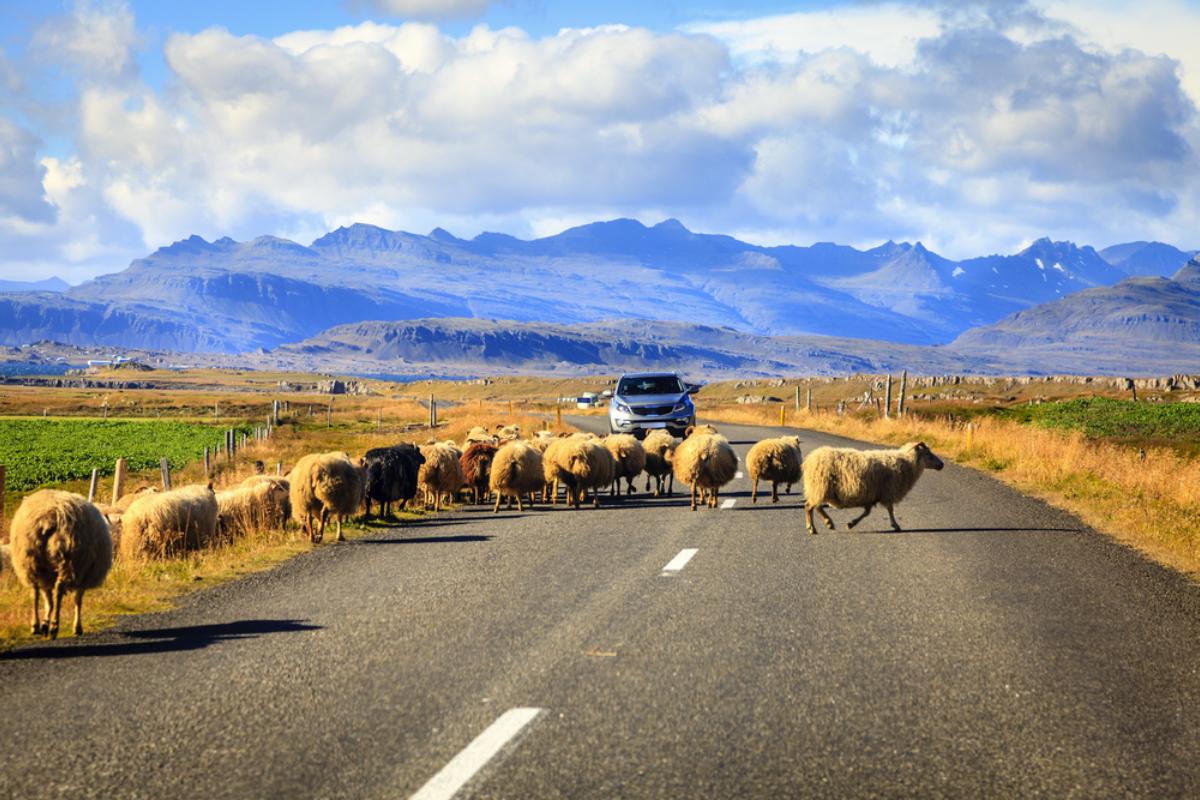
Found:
<box><xmin>999</xmin><ymin>398</ymin><xmax>1200</xmax><ymax>452</ymax></box>
<box><xmin>0</xmin><ymin>418</ymin><xmax>250</xmax><ymax>492</ymax></box>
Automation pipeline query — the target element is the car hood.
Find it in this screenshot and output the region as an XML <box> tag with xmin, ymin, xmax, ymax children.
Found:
<box><xmin>616</xmin><ymin>393</ymin><xmax>687</xmax><ymax>407</ymax></box>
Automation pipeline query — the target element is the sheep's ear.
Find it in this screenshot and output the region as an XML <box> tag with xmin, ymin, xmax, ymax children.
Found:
<box><xmin>684</xmin><ymin>426</ymin><xmax>695</xmax><ymax>438</ymax></box>
<box><xmin>206</xmin><ymin>480</ymin><xmax>215</xmax><ymax>492</ymax></box>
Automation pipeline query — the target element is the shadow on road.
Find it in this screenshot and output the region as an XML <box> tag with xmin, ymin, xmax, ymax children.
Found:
<box><xmin>356</xmin><ymin>534</ymin><xmax>493</xmax><ymax>545</ymax></box>
<box><xmin>1</xmin><ymin>619</ymin><xmax>320</xmax><ymax>661</ymax></box>
<box><xmin>843</xmin><ymin>526</ymin><xmax>1082</xmax><ymax>535</ymax></box>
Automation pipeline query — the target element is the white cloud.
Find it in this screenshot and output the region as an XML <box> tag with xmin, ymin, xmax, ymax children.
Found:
<box><xmin>31</xmin><ymin>0</ymin><xmax>139</xmax><ymax>83</ymax></box>
<box><xmin>1</xmin><ymin>0</ymin><xmax>1198</xmax><ymax>281</ymax></box>
<box><xmin>0</xmin><ymin>118</ymin><xmax>54</xmax><ymax>223</ymax></box>
<box><xmin>354</xmin><ymin>0</ymin><xmax>496</xmax><ymax>21</ymax></box>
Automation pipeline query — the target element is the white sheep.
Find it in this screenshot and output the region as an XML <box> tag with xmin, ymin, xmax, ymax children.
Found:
<box><xmin>746</xmin><ymin>435</ymin><xmax>803</xmax><ymax>503</ymax></box>
<box><xmin>803</xmin><ymin>441</ymin><xmax>944</xmax><ymax>534</ymax></box>
<box><xmin>121</xmin><ymin>484</ymin><xmax>220</xmax><ymax>559</ymax></box>
<box><xmin>288</xmin><ymin>452</ymin><xmax>364</xmax><ymax>543</ymax></box>
<box><xmin>672</xmin><ymin>425</ymin><xmax>738</xmax><ymax>511</ymax></box>
<box><xmin>8</xmin><ymin>490</ymin><xmax>113</xmax><ymax>638</ymax></box>
<box><xmin>489</xmin><ymin>440</ymin><xmax>544</xmax><ymax>512</ymax></box>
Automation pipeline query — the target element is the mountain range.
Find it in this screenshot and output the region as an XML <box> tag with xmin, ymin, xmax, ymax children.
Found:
<box><xmin>0</xmin><ymin>219</ymin><xmax>1194</xmax><ymax>356</ymax></box>
<box><xmin>0</xmin><ymin>219</ymin><xmax>1196</xmax><ymax>376</ymax></box>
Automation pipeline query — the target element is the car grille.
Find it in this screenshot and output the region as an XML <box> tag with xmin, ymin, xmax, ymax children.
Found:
<box><xmin>632</xmin><ymin>404</ymin><xmax>675</xmax><ymax>416</ymax></box>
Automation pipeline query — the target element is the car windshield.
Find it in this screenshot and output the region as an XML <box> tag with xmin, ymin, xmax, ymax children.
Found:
<box><xmin>617</xmin><ymin>376</ymin><xmax>683</xmax><ymax>396</ymax></box>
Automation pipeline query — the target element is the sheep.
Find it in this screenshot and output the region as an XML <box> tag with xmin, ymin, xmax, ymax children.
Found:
<box><xmin>582</xmin><ymin>440</ymin><xmax>615</xmax><ymax>507</ymax></box>
<box><xmin>642</xmin><ymin>429</ymin><xmax>677</xmax><ymax>496</ymax></box>
<box><xmin>604</xmin><ymin>434</ymin><xmax>646</xmax><ymax>497</ymax></box>
<box><xmin>361</xmin><ymin>445</ymin><xmax>425</xmax><ymax>517</ymax></box>
<box><xmin>542</xmin><ymin>436</ymin><xmax>596</xmax><ymax>509</ymax></box>
<box><xmin>8</xmin><ymin>490</ymin><xmax>112</xmax><ymax>639</ymax></box>
<box><xmin>288</xmin><ymin>452</ymin><xmax>364</xmax><ymax>543</ymax></box>
<box><xmin>114</xmin><ymin>485</ymin><xmax>158</xmax><ymax>512</ymax></box>
<box><xmin>120</xmin><ymin>484</ymin><xmax>220</xmax><ymax>560</ymax></box>
<box><xmin>672</xmin><ymin>425</ymin><xmax>738</xmax><ymax>511</ymax></box>
<box><xmin>490</xmin><ymin>440</ymin><xmax>544</xmax><ymax>512</ymax></box>
<box><xmin>418</xmin><ymin>442</ymin><xmax>465</xmax><ymax>511</ymax></box>
<box><xmin>464</xmin><ymin>426</ymin><xmax>496</xmax><ymax>445</ymax></box>
<box><xmin>495</xmin><ymin>424</ymin><xmax>521</xmax><ymax>442</ymax></box>
<box><xmin>747</xmin><ymin>435</ymin><xmax>803</xmax><ymax>504</ymax></box>
<box><xmin>217</xmin><ymin>478</ymin><xmax>290</xmax><ymax>539</ymax></box>
<box><xmin>461</xmin><ymin>442</ymin><xmax>499</xmax><ymax>504</ymax></box>
<box><xmin>803</xmin><ymin>441</ymin><xmax>945</xmax><ymax>534</ymax></box>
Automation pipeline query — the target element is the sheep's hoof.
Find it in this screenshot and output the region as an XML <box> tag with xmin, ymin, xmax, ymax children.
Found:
<box><xmin>74</xmin><ymin>622</ymin><xmax>84</xmax><ymax>636</ymax></box>
<box><xmin>335</xmin><ymin>534</ymin><xmax>345</xmax><ymax>543</ymax></box>
<box><xmin>847</xmin><ymin>519</ymin><xmax>858</xmax><ymax>529</ymax></box>
<box><xmin>807</xmin><ymin>527</ymin><xmax>818</xmax><ymax>535</ymax></box>
<box><xmin>891</xmin><ymin>524</ymin><xmax>902</xmax><ymax>532</ymax></box>
<box><xmin>47</xmin><ymin>625</ymin><xmax>59</xmax><ymax>640</ymax></box>
<box><xmin>31</xmin><ymin>622</ymin><xmax>46</xmax><ymax>636</ymax></box>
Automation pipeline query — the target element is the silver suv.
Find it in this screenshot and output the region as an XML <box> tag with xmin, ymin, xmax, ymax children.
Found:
<box><xmin>608</xmin><ymin>372</ymin><xmax>698</xmax><ymax>438</ymax></box>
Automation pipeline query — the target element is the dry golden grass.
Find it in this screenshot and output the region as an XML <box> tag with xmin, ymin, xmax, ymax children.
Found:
<box><xmin>705</xmin><ymin>402</ymin><xmax>1200</xmax><ymax>579</ymax></box>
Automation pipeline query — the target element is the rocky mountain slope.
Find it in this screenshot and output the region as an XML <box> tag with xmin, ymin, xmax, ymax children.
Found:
<box><xmin>0</xmin><ymin>219</ymin><xmax>1183</xmax><ymax>354</ymax></box>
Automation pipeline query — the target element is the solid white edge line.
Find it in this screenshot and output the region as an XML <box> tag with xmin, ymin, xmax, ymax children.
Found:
<box><xmin>662</xmin><ymin>548</ymin><xmax>698</xmax><ymax>573</ymax></box>
<box><xmin>411</xmin><ymin>707</ymin><xmax>543</xmax><ymax>800</ymax></box>
<box><xmin>720</xmin><ymin>498</ymin><xmax>736</xmax><ymax>509</ymax></box>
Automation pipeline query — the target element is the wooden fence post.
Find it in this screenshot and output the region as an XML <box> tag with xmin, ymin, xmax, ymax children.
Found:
<box><xmin>327</xmin><ymin>397</ymin><xmax>333</xmax><ymax>427</ymax></box>
<box><xmin>794</xmin><ymin>385</ymin><xmax>801</xmax><ymax>411</ymax></box>
<box><xmin>204</xmin><ymin>446</ymin><xmax>211</xmax><ymax>478</ymax></box>
<box><xmin>429</xmin><ymin>394</ymin><xmax>437</xmax><ymax>428</ymax></box>
<box><xmin>779</xmin><ymin>404</ymin><xmax>786</xmax><ymax>427</ymax></box>
<box><xmin>87</xmin><ymin>468</ymin><xmax>99</xmax><ymax>502</ymax></box>
<box><xmin>508</xmin><ymin>400</ymin><xmax>514</xmax><ymax>415</ymax></box>
<box><xmin>884</xmin><ymin>373</ymin><xmax>892</xmax><ymax>419</ymax></box>
<box><xmin>898</xmin><ymin>370</ymin><xmax>908</xmax><ymax>417</ymax></box>
<box><xmin>272</xmin><ymin>399</ymin><xmax>279</xmax><ymax>425</ymax></box>
<box><xmin>111</xmin><ymin>458</ymin><xmax>126</xmax><ymax>504</ymax></box>
<box><xmin>160</xmin><ymin>458</ymin><xmax>171</xmax><ymax>490</ymax></box>
<box><xmin>806</xmin><ymin>386</ymin><xmax>813</xmax><ymax>412</ymax></box>
<box><xmin>556</xmin><ymin>405</ymin><xmax>562</xmax><ymax>426</ymax></box>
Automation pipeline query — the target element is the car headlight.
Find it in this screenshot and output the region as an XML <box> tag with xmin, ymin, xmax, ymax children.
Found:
<box><xmin>672</xmin><ymin>401</ymin><xmax>691</xmax><ymax>413</ymax></box>
<box><xmin>613</xmin><ymin>401</ymin><xmax>631</xmax><ymax>414</ymax></box>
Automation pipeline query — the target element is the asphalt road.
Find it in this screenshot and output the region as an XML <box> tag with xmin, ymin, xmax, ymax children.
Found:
<box><xmin>2</xmin><ymin>417</ymin><xmax>1199</xmax><ymax>799</ymax></box>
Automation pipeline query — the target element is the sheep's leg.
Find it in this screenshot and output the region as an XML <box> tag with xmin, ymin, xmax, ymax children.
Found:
<box><xmin>335</xmin><ymin>516</ymin><xmax>344</xmax><ymax>542</ymax></box>
<box><xmin>771</xmin><ymin>482</ymin><xmax>780</xmax><ymax>503</ymax></box>
<box><xmin>752</xmin><ymin>479</ymin><xmax>758</xmax><ymax>503</ymax></box>
<box><xmin>846</xmin><ymin>505</ymin><xmax>873</xmax><ymax>529</ymax></box>
<box><xmin>30</xmin><ymin>586</ymin><xmax>45</xmax><ymax>636</ymax></box>
<box><xmin>668</xmin><ymin>474</ymin><xmax>674</xmax><ymax>496</ymax></box>
<box><xmin>816</xmin><ymin>505</ymin><xmax>836</xmax><ymax>530</ymax></box>
<box><xmin>646</xmin><ymin>476</ymin><xmax>652</xmax><ymax>492</ymax></box>
<box><xmin>517</xmin><ymin>493</ymin><xmax>524</xmax><ymax>512</ymax></box>
<box><xmin>690</xmin><ymin>484</ymin><xmax>697</xmax><ymax>511</ymax></box>
<box><xmin>885</xmin><ymin>503</ymin><xmax>901</xmax><ymax>532</ymax></box>
<box><xmin>786</xmin><ymin>483</ymin><xmax>793</xmax><ymax>495</ymax></box>
<box><xmin>805</xmin><ymin>504</ymin><xmax>817</xmax><ymax>534</ymax></box>
<box><xmin>48</xmin><ymin>578</ymin><xmax>66</xmax><ymax>640</ymax></box>
<box><xmin>72</xmin><ymin>588</ymin><xmax>86</xmax><ymax>636</ymax></box>
<box><xmin>710</xmin><ymin>487</ymin><xmax>719</xmax><ymax>508</ymax></box>
<box><xmin>316</xmin><ymin>509</ymin><xmax>328</xmax><ymax>543</ymax></box>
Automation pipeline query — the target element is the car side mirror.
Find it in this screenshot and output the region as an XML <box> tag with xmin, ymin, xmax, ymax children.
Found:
<box><xmin>686</xmin><ymin>385</ymin><xmax>700</xmax><ymax>395</ymax></box>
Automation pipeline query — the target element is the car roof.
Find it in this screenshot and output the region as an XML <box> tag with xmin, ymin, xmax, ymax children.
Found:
<box><xmin>617</xmin><ymin>372</ymin><xmax>680</xmax><ymax>379</ymax></box>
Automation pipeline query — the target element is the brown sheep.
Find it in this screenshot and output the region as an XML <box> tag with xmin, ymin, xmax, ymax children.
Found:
<box><xmin>747</xmin><ymin>435</ymin><xmax>803</xmax><ymax>503</ymax></box>
<box><xmin>460</xmin><ymin>442</ymin><xmax>499</xmax><ymax>504</ymax></box>
<box><xmin>490</xmin><ymin>440</ymin><xmax>544</xmax><ymax>512</ymax></box>
<box><xmin>672</xmin><ymin>425</ymin><xmax>738</xmax><ymax>511</ymax></box>
<box><xmin>288</xmin><ymin>452</ymin><xmax>364</xmax><ymax>543</ymax></box>
<box><xmin>8</xmin><ymin>490</ymin><xmax>112</xmax><ymax>639</ymax></box>
<box><xmin>803</xmin><ymin>442</ymin><xmax>944</xmax><ymax>534</ymax></box>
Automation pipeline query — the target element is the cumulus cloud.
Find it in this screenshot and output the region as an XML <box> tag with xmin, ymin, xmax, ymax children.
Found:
<box><xmin>0</xmin><ymin>118</ymin><xmax>55</xmax><ymax>224</ymax></box>
<box><xmin>1</xmin><ymin>0</ymin><xmax>1198</xmax><ymax>282</ymax></box>
<box><xmin>31</xmin><ymin>0</ymin><xmax>139</xmax><ymax>83</ymax></box>
<box><xmin>353</xmin><ymin>0</ymin><xmax>497</xmax><ymax>21</ymax></box>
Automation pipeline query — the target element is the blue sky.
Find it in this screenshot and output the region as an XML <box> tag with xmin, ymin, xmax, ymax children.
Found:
<box><xmin>0</xmin><ymin>0</ymin><xmax>1198</xmax><ymax>283</ymax></box>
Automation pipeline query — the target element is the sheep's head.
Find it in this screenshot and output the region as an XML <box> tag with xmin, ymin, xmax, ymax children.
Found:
<box><xmin>686</xmin><ymin>424</ymin><xmax>719</xmax><ymax>438</ymax></box>
<box><xmin>906</xmin><ymin>441</ymin><xmax>944</xmax><ymax>471</ymax></box>
<box><xmin>781</xmin><ymin>435</ymin><xmax>803</xmax><ymax>450</ymax></box>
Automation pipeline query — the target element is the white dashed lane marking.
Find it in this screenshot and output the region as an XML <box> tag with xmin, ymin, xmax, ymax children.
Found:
<box><xmin>410</xmin><ymin>707</ymin><xmax>543</xmax><ymax>800</ymax></box>
<box><xmin>661</xmin><ymin>548</ymin><xmax>698</xmax><ymax>574</ymax></box>
<box><xmin>735</xmin><ymin>471</ymin><xmax>744</xmax><ymax>479</ymax></box>
<box><xmin>720</xmin><ymin>498</ymin><xmax>736</xmax><ymax>510</ymax></box>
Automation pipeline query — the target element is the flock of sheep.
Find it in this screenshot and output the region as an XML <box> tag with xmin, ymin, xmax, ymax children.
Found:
<box><xmin>2</xmin><ymin>420</ymin><xmax>943</xmax><ymax>640</ymax></box>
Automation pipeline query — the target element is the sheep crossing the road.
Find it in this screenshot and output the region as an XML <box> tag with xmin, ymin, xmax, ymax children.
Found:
<box><xmin>0</xmin><ymin>420</ymin><xmax>947</xmax><ymax>641</ymax></box>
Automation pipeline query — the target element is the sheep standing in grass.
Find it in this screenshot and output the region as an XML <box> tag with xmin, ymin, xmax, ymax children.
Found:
<box><xmin>747</xmin><ymin>436</ymin><xmax>803</xmax><ymax>504</ymax></box>
<box><xmin>673</xmin><ymin>425</ymin><xmax>738</xmax><ymax>511</ymax></box>
<box><xmin>217</xmin><ymin>478</ymin><xmax>290</xmax><ymax>540</ymax></box>
<box><xmin>642</xmin><ymin>430</ymin><xmax>676</xmax><ymax>496</ymax></box>
<box><xmin>490</xmin><ymin>440</ymin><xmax>544</xmax><ymax>512</ymax></box>
<box><xmin>604</xmin><ymin>434</ymin><xmax>646</xmax><ymax>497</ymax></box>
<box><xmin>288</xmin><ymin>452</ymin><xmax>364</xmax><ymax>543</ymax></box>
<box><xmin>461</xmin><ymin>442</ymin><xmax>499</xmax><ymax>505</ymax></box>
<box><xmin>803</xmin><ymin>442</ymin><xmax>945</xmax><ymax>534</ymax></box>
<box><xmin>419</xmin><ymin>442</ymin><xmax>465</xmax><ymax>511</ymax></box>
<box><xmin>9</xmin><ymin>490</ymin><xmax>112</xmax><ymax>639</ymax></box>
<box><xmin>121</xmin><ymin>484</ymin><xmax>220</xmax><ymax>559</ymax></box>
<box><xmin>542</xmin><ymin>436</ymin><xmax>595</xmax><ymax>509</ymax></box>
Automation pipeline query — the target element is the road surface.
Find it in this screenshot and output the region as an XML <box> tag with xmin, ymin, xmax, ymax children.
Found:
<box><xmin>2</xmin><ymin>417</ymin><xmax>1199</xmax><ymax>799</ymax></box>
